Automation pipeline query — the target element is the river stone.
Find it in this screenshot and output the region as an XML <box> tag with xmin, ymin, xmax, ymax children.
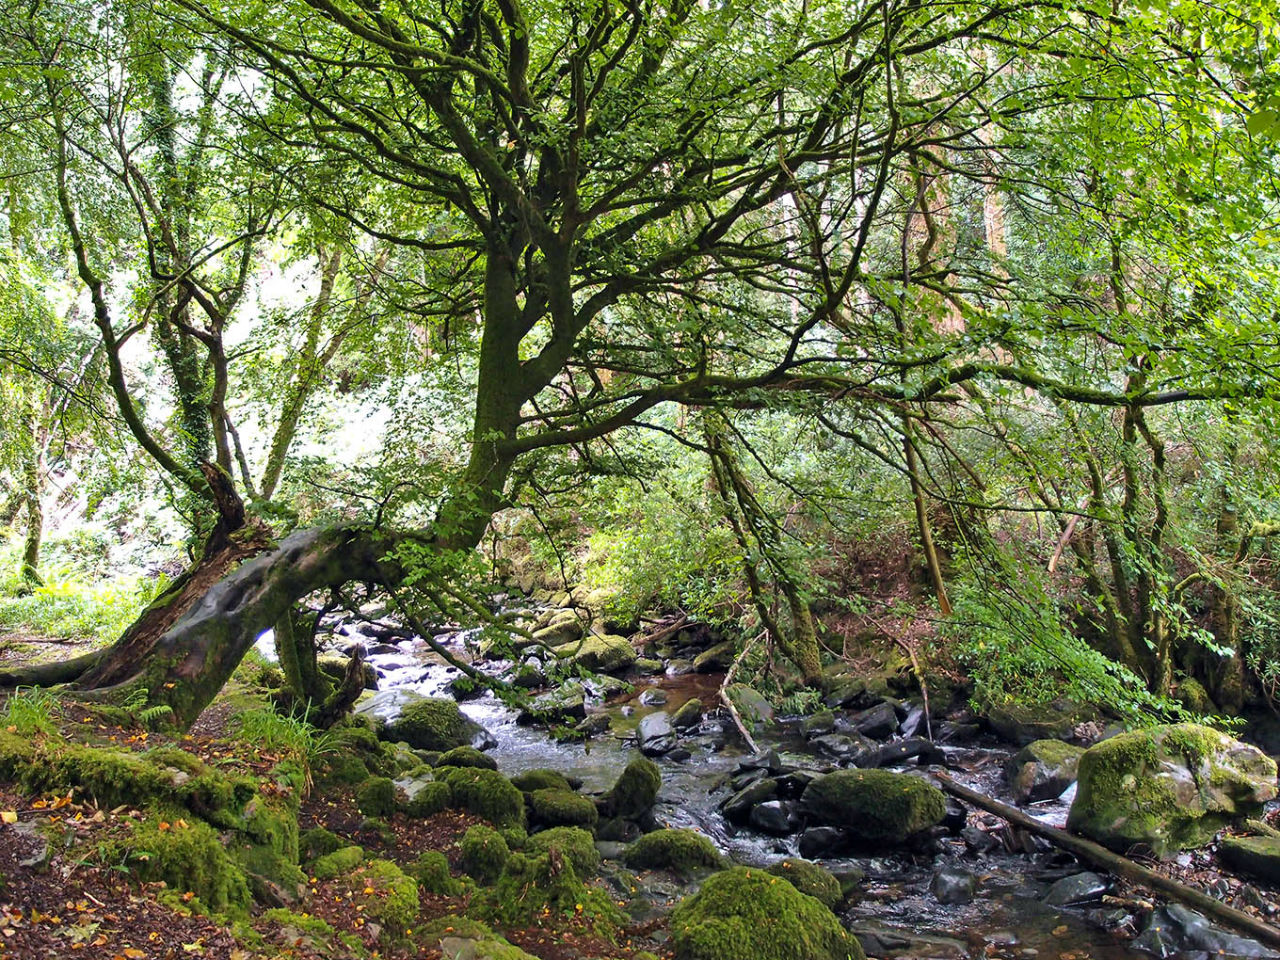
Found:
<box><xmin>1067</xmin><ymin>724</ymin><xmax>1278</xmax><ymax>855</ymax></box>
<box><xmin>850</xmin><ymin>702</ymin><xmax>898</xmax><ymax>740</ymax></box>
<box><xmin>930</xmin><ymin>867</ymin><xmax>976</xmax><ymax>905</ymax></box>
<box><xmin>987</xmin><ymin>700</ymin><xmax>1090</xmax><ymax>746</ymax></box>
<box><xmin>366</xmin><ymin>692</ymin><xmax>496</xmax><ymax>752</ymax></box>
<box><xmin>801</xmin><ymin>711</ymin><xmax>837</xmax><ymax>738</ymax></box>
<box><xmin>665</xmin><ymin>658</ymin><xmax>696</xmax><ymax>676</ymax></box>
<box><xmin>517</xmin><ymin>683</ymin><xmax>587</xmax><ymax>724</ymax></box>
<box><xmin>601</xmin><ymin>754</ymin><xmax>663</xmax><ymax>820</ymax></box>
<box><xmin>799</xmin><ymin>826</ymin><xmax>851</xmax><ymax>859</ymax></box>
<box><xmin>574</xmin><ymin>714</ymin><xmax>612</xmax><ymax>737</ymax></box>
<box><xmin>726</xmin><ymin>683</ymin><xmax>775</xmax><ymax>727</ymax></box>
<box><xmin>638</xmin><ymin>711</ymin><xmax>676</xmax><ymax>756</ymax></box>
<box><xmin>634</xmin><ymin>657</ymin><xmax>664</xmax><ymax>676</ymax></box>
<box><xmin>693</xmin><ymin>640</ymin><xmax>736</xmax><ymax>673</ymax></box>
<box><xmin>1043</xmin><ymin>871</ymin><xmax>1108</xmax><ymax>906</ymax></box>
<box><xmin>750</xmin><ymin>800</ymin><xmax>799</xmax><ymax>835</ymax></box>
<box><xmin>1006</xmin><ymin>739</ymin><xmax>1085</xmax><ymax>804</ymax></box>
<box><xmin>811</xmin><ymin>734</ymin><xmax>867</xmax><ymax>762</ymax></box>
<box><xmin>639</xmin><ymin>689</ymin><xmax>668</xmax><ymax>706</ymax></box>
<box><xmin>852</xmin><ymin>738</ymin><xmax>943</xmax><ymax>770</ymax></box>
<box><xmin>1220</xmin><ymin>836</ymin><xmax>1280</xmax><ymax>884</ymax></box>
<box><xmin>721</xmin><ymin>778</ymin><xmax>779</xmax><ymax>824</ymax></box>
<box><xmin>532</xmin><ymin>612</ymin><xmax>584</xmax><ymax>648</ymax></box>
<box><xmin>801</xmin><ymin>770</ymin><xmax>947</xmax><ymax>844</ymax></box>
<box><xmin>556</xmin><ymin>634</ymin><xmax>637</xmax><ymax>674</ymax></box>
<box><xmin>672</xmin><ymin>698</ymin><xmax>704</xmax><ymax>729</ymax></box>
<box><xmin>1133</xmin><ymin>904</ymin><xmax>1278</xmax><ymax>959</ymax></box>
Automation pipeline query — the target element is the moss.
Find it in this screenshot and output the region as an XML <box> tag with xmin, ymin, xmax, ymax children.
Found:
<box><xmin>408</xmin><ymin>850</ymin><xmax>462</xmax><ymax>896</ymax></box>
<box><xmin>357</xmin><ymin>777</ymin><xmax>398</xmax><ymax>817</ymax></box>
<box><xmin>438</xmin><ymin>745</ymin><xmax>498</xmax><ymax>770</ymax></box>
<box><xmin>500</xmin><ymin>824</ymin><xmax>528</xmax><ymax>849</ymax></box>
<box><xmin>510</xmin><ymin>769</ymin><xmax>573</xmax><ymax>793</ymax></box>
<box><xmin>386</xmin><ymin>698</ymin><xmax>482</xmax><ymax>751</ymax></box>
<box><xmin>478</xmin><ymin>852</ymin><xmax>625</xmax><ymax>936</ymax></box>
<box><xmin>437</xmin><ymin>766</ymin><xmax>526</xmax><ymax>829</ymax></box>
<box><xmin>319</xmin><ymin>753</ymin><xmax>371</xmax><ymax>786</ymax></box>
<box><xmin>526</xmin><ymin>826</ymin><xmax>600</xmax><ymax>877</ymax></box>
<box><xmin>0</xmin><ymin>729</ymin><xmax>37</xmax><ymax>779</ymax></box>
<box><xmin>418</xmin><ymin>918</ymin><xmax>538</xmax><ymax>959</ymax></box>
<box><xmin>623</xmin><ymin>829</ymin><xmax>721</xmax><ymax>877</ymax></box>
<box><xmin>351</xmin><ymin>859</ymin><xmax>419</xmax><ymax>930</ymax></box>
<box><xmin>800</xmin><ymin>770</ymin><xmax>946</xmax><ymax>844</ymax></box>
<box><xmin>300</xmin><ymin>827</ymin><xmax>345</xmax><ymax>861</ymax></box>
<box><xmin>461</xmin><ymin>824</ymin><xmax>511</xmax><ymax>884</ymax></box>
<box><xmin>403</xmin><ymin>780</ymin><xmax>453</xmax><ymax>818</ymax></box>
<box><xmin>261</xmin><ymin>908</ymin><xmax>336</xmax><ymax>940</ymax></box>
<box><xmin>766</xmin><ymin>859</ymin><xmax>843</xmax><ymax>909</ymax></box>
<box><xmin>669</xmin><ymin>867</ymin><xmax>864</xmax><ymax>960</ymax></box>
<box><xmin>602</xmin><ymin>754</ymin><xmax>662</xmax><ymax>820</ymax></box>
<box><xmin>556</xmin><ymin>634</ymin><xmax>637</xmax><ymax>673</ymax></box>
<box><xmin>126</xmin><ymin>813</ymin><xmax>251</xmax><ymax>914</ymax></box>
<box><xmin>312</xmin><ymin>845</ymin><xmax>365</xmax><ymax>880</ymax></box>
<box><xmin>1067</xmin><ymin>723</ymin><xmax>1277</xmax><ymax>855</ymax></box>
<box><xmin>529</xmin><ymin>788</ymin><xmax>599</xmax><ymax>831</ymax></box>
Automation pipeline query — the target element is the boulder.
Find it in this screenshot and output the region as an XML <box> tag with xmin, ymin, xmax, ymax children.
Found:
<box><xmin>693</xmin><ymin>641</ymin><xmax>737</xmax><ymax>673</ymax></box>
<box><xmin>672</xmin><ymin>698</ymin><xmax>704</xmax><ymax>729</ymax></box>
<box><xmin>721</xmin><ymin>778</ymin><xmax>779</xmax><ymax>824</ymax></box>
<box><xmin>1220</xmin><ymin>836</ymin><xmax>1280</xmax><ymax>884</ymax></box>
<box><xmin>517</xmin><ymin>683</ymin><xmax>587</xmax><ymax>724</ymax></box>
<box><xmin>1133</xmin><ymin>904</ymin><xmax>1278</xmax><ymax>959</ymax></box>
<box><xmin>801</xmin><ymin>770</ymin><xmax>947</xmax><ymax>844</ymax></box>
<box><xmin>1043</xmin><ymin>871</ymin><xmax>1108</xmax><ymax>907</ymax></box>
<box><xmin>1067</xmin><ymin>724</ymin><xmax>1277</xmax><ymax>855</ymax></box>
<box><xmin>638</xmin><ymin>711</ymin><xmax>677</xmax><ymax>757</ymax></box>
<box><xmin>623</xmin><ymin>828</ymin><xmax>722</xmax><ymax>877</ymax></box>
<box><xmin>850</xmin><ymin>702</ymin><xmax>898</xmax><ymax>740</ymax></box>
<box><xmin>556</xmin><ymin>634</ymin><xmax>637</xmax><ymax>674</ymax></box>
<box><xmin>748</xmin><ymin>800</ymin><xmax>798</xmax><ymax>835</ymax></box>
<box><xmin>766</xmin><ymin>859</ymin><xmax>844</xmax><ymax>908</ymax></box>
<box><xmin>930</xmin><ymin>867</ymin><xmax>976</xmax><ymax>905</ymax></box>
<box><xmin>987</xmin><ymin>700</ymin><xmax>1090</xmax><ymax>746</ymax></box>
<box><xmin>601</xmin><ymin>754</ymin><xmax>662</xmax><ymax>820</ymax></box>
<box><xmin>725</xmin><ymin>683</ymin><xmax>774</xmax><ymax>727</ymax></box>
<box><xmin>668</xmin><ymin>867</ymin><xmax>864</xmax><ymax>960</ymax></box>
<box><xmin>1006</xmin><ymin>739</ymin><xmax>1084</xmax><ymax>804</ymax></box>
<box><xmin>373</xmin><ymin>694</ymin><xmax>496</xmax><ymax>752</ymax></box>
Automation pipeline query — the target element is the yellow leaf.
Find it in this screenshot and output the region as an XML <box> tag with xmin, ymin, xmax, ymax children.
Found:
<box><xmin>124</xmin><ymin>948</ymin><xmax>146</xmax><ymax>958</ymax></box>
<box><xmin>1</xmin><ymin>811</ymin><xmax>17</xmax><ymax>824</ymax></box>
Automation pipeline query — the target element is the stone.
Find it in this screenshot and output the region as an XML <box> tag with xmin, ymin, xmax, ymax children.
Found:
<box><xmin>639</xmin><ymin>689</ymin><xmax>668</xmax><ymax>706</ymax></box>
<box><xmin>693</xmin><ymin>640</ymin><xmax>737</xmax><ymax>673</ymax></box>
<box><xmin>556</xmin><ymin>634</ymin><xmax>637</xmax><ymax>674</ymax></box>
<box><xmin>574</xmin><ymin>714</ymin><xmax>612</xmax><ymax>737</ymax></box>
<box><xmin>810</xmin><ymin>734</ymin><xmax>867</xmax><ymax>762</ymax></box>
<box><xmin>601</xmin><ymin>754</ymin><xmax>662</xmax><ymax>820</ymax></box>
<box><xmin>1220</xmin><ymin>836</ymin><xmax>1280</xmax><ymax>884</ymax></box>
<box><xmin>987</xmin><ymin>700</ymin><xmax>1090</xmax><ymax>746</ymax></box>
<box><xmin>373</xmin><ymin>693</ymin><xmax>496</xmax><ymax>752</ymax></box>
<box><xmin>1006</xmin><ymin>739</ymin><xmax>1085</xmax><ymax>804</ymax></box>
<box><xmin>801</xmin><ymin>711</ymin><xmax>837</xmax><ymax>738</ymax></box>
<box><xmin>1133</xmin><ymin>904</ymin><xmax>1278</xmax><ymax>959</ymax></box>
<box><xmin>638</xmin><ymin>711</ymin><xmax>677</xmax><ymax>757</ymax></box>
<box><xmin>766</xmin><ymin>859</ymin><xmax>844</xmax><ymax>908</ymax></box>
<box><xmin>930</xmin><ymin>867</ymin><xmax>977</xmax><ymax>905</ymax></box>
<box><xmin>725</xmin><ymin>683</ymin><xmax>774</xmax><ymax>727</ymax></box>
<box><xmin>665</xmin><ymin>659</ymin><xmax>696</xmax><ymax>676</ymax></box>
<box><xmin>518</xmin><ymin>684</ymin><xmax>587</xmax><ymax>724</ymax></box>
<box><xmin>1043</xmin><ymin>871</ymin><xmax>1108</xmax><ymax>906</ymax></box>
<box><xmin>1067</xmin><ymin>724</ymin><xmax>1278</xmax><ymax>855</ymax></box>
<box><xmin>721</xmin><ymin>778</ymin><xmax>779</xmax><ymax>824</ymax></box>
<box><xmin>850</xmin><ymin>702</ymin><xmax>898</xmax><ymax>740</ymax></box>
<box><xmin>799</xmin><ymin>826</ymin><xmax>850</xmax><ymax>859</ymax></box>
<box><xmin>852</xmin><ymin>738</ymin><xmax>942</xmax><ymax>769</ymax></box>
<box><xmin>749</xmin><ymin>800</ymin><xmax>798</xmax><ymax>835</ymax></box>
<box><xmin>801</xmin><ymin>770</ymin><xmax>947</xmax><ymax>844</ymax></box>
<box><xmin>671</xmin><ymin>698</ymin><xmax>704</xmax><ymax>729</ymax></box>
<box><xmin>633</xmin><ymin>658</ymin><xmax>664</xmax><ymax>676</ymax></box>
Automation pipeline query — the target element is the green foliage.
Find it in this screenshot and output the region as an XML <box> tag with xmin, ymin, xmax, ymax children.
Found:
<box><xmin>460</xmin><ymin>824</ymin><xmax>510</xmax><ymax>885</ymax></box>
<box><xmin>0</xmin><ymin>569</ymin><xmax>166</xmax><ymax>642</ymax></box>
<box><xmin>525</xmin><ymin>826</ymin><xmax>600</xmax><ymax>878</ymax></box>
<box><xmin>0</xmin><ymin>686</ymin><xmax>58</xmax><ymax>736</ymax></box>
<box><xmin>232</xmin><ymin>705</ymin><xmax>336</xmax><ymax>794</ymax></box>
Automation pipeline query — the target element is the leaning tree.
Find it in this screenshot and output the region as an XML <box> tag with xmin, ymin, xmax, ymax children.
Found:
<box><xmin>5</xmin><ymin>0</ymin><xmax>1280</xmax><ymax>725</ymax></box>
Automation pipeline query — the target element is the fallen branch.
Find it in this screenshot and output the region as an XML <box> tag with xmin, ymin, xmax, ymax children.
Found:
<box><xmin>935</xmin><ymin>773</ymin><xmax>1280</xmax><ymax>950</ymax></box>
<box><xmin>632</xmin><ymin>614</ymin><xmax>688</xmax><ymax>650</ymax></box>
<box><xmin>719</xmin><ymin>631</ymin><xmax>762</xmax><ymax>754</ymax></box>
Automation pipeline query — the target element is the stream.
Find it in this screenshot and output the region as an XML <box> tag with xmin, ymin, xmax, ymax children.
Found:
<box><xmin>259</xmin><ymin>616</ymin><xmax>1278</xmax><ymax>960</ymax></box>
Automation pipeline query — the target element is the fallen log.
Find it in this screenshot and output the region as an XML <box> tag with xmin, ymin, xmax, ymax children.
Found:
<box><xmin>935</xmin><ymin>773</ymin><xmax>1280</xmax><ymax>950</ymax></box>
<box><xmin>719</xmin><ymin>632</ymin><xmax>761</xmax><ymax>755</ymax></box>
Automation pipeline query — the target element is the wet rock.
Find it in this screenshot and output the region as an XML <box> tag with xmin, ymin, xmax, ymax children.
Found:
<box><xmin>638</xmin><ymin>711</ymin><xmax>677</xmax><ymax>756</ymax></box>
<box><xmin>853</xmin><ymin>738</ymin><xmax>944</xmax><ymax>769</ymax></box>
<box><xmin>1043</xmin><ymin>871</ymin><xmax>1108</xmax><ymax>906</ymax></box>
<box><xmin>846</xmin><ymin>922</ymin><xmax>966</xmax><ymax>959</ymax></box>
<box><xmin>574</xmin><ymin>714</ymin><xmax>612</xmax><ymax>737</ymax></box>
<box><xmin>987</xmin><ymin>699</ymin><xmax>1090</xmax><ymax>746</ymax></box>
<box><xmin>665</xmin><ymin>658</ymin><xmax>696</xmax><ymax>676</ymax></box>
<box><xmin>811</xmin><ymin>733</ymin><xmax>866</xmax><ymax>762</ymax></box>
<box><xmin>930</xmin><ymin>867</ymin><xmax>977</xmax><ymax>905</ymax></box>
<box><xmin>775</xmin><ymin>769</ymin><xmax>824</xmax><ymax>797</ymax></box>
<box><xmin>667</xmin><ymin>747</ymin><xmax>692</xmax><ymax>761</ymax></box>
<box><xmin>722</xmin><ymin>778</ymin><xmax>780</xmax><ymax>824</ymax></box>
<box><xmin>556</xmin><ymin>633</ymin><xmax>637</xmax><ymax>674</ymax></box>
<box><xmin>601</xmin><ymin>754</ymin><xmax>662</xmax><ymax>820</ymax></box>
<box><xmin>517</xmin><ymin>684</ymin><xmax>587</xmax><ymax>724</ymax></box>
<box><xmin>801</xmin><ymin>770</ymin><xmax>947</xmax><ymax>844</ymax></box>
<box><xmin>961</xmin><ymin>825</ymin><xmax>1002</xmax><ymax>854</ymax></box>
<box><xmin>799</xmin><ymin>826</ymin><xmax>851</xmax><ymax>859</ymax></box>
<box><xmin>801</xmin><ymin>711</ymin><xmax>837</xmax><ymax>738</ymax></box>
<box><xmin>899</xmin><ymin>702</ymin><xmax>927</xmax><ymax>738</ymax></box>
<box><xmin>941</xmin><ymin>799</ymin><xmax>967</xmax><ymax>833</ymax></box>
<box><xmin>633</xmin><ymin>657</ymin><xmax>664</xmax><ymax>676</ymax></box>
<box><xmin>1220</xmin><ymin>836</ymin><xmax>1280</xmax><ymax>884</ymax></box>
<box><xmin>693</xmin><ymin>640</ymin><xmax>736</xmax><ymax>673</ymax></box>
<box><xmin>750</xmin><ymin>800</ymin><xmax>800</xmax><ymax>835</ymax></box>
<box><xmin>368</xmin><ymin>692</ymin><xmax>497</xmax><ymax>752</ymax></box>
<box><xmin>1133</xmin><ymin>904</ymin><xmax>1279</xmax><ymax>958</ymax></box>
<box><xmin>726</xmin><ymin>683</ymin><xmax>775</xmax><ymax>727</ymax></box>
<box><xmin>739</xmin><ymin>749</ymin><xmax>788</xmax><ymax>774</ymax></box>
<box><xmin>671</xmin><ymin>697</ymin><xmax>704</xmax><ymax>729</ymax></box>
<box><xmin>638</xmin><ymin>689</ymin><xmax>668</xmax><ymax>706</ymax></box>
<box><xmin>1068</xmin><ymin>724</ymin><xmax>1277</xmax><ymax>855</ymax></box>
<box><xmin>850</xmin><ymin>701</ymin><xmax>899</xmax><ymax>739</ymax></box>
<box><xmin>936</xmin><ymin>721</ymin><xmax>982</xmax><ymax>743</ymax></box>
<box><xmin>1006</xmin><ymin>739</ymin><xmax>1085</xmax><ymax>804</ymax></box>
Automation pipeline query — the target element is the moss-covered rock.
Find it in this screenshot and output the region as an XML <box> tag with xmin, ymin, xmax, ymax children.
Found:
<box><xmin>525</xmin><ymin>826</ymin><xmax>600</xmax><ymax>877</ymax></box>
<box><xmin>510</xmin><ymin>768</ymin><xmax>573</xmax><ymax>793</ymax></box>
<box><xmin>407</xmin><ymin>850</ymin><xmax>463</xmax><ymax>896</ymax></box>
<box><xmin>725</xmin><ymin>684</ymin><xmax>774</xmax><ymax>728</ymax></box>
<box><xmin>311</xmin><ymin>845</ymin><xmax>365</xmax><ymax>880</ymax></box>
<box><xmin>356</xmin><ymin>776</ymin><xmax>398</xmax><ymax>817</ymax></box>
<box><xmin>461</xmin><ymin>824</ymin><xmax>511</xmax><ymax>884</ymax></box>
<box><xmin>402</xmin><ymin>780</ymin><xmax>453</xmax><ymax>818</ymax></box>
<box><xmin>318</xmin><ymin>753</ymin><xmax>371</xmax><ymax>786</ymax></box>
<box><xmin>623</xmin><ymin>828</ymin><xmax>721</xmax><ymax>876</ymax></box>
<box><xmin>555</xmin><ymin>634</ymin><xmax>637</xmax><ymax>674</ymax></box>
<box><xmin>437</xmin><ymin>766</ymin><xmax>526</xmax><ymax>829</ymax></box>
<box><xmin>383</xmin><ymin>697</ymin><xmax>494</xmax><ymax>752</ymax></box>
<box><xmin>478</xmin><ymin>852</ymin><xmax>625</xmax><ymax>934</ymax></box>
<box><xmin>601</xmin><ymin>754</ymin><xmax>662</xmax><ymax>820</ymax></box>
<box><xmin>349</xmin><ymin>859</ymin><xmax>419</xmax><ymax>930</ymax></box>
<box><xmin>126</xmin><ymin>814</ymin><xmax>251</xmax><ymax>914</ymax></box>
<box><xmin>1067</xmin><ymin>724</ymin><xmax>1278</xmax><ymax>855</ymax></box>
<box><xmin>672</xmin><ymin>698</ymin><xmax>704</xmax><ymax>730</ymax></box>
<box><xmin>1006</xmin><ymin>739</ymin><xmax>1085</xmax><ymax>804</ymax></box>
<box><xmin>801</xmin><ymin>770</ymin><xmax>946</xmax><ymax>844</ymax></box>
<box><xmin>986</xmin><ymin>700</ymin><xmax>1090</xmax><ymax>746</ymax></box>
<box><xmin>418</xmin><ymin>918</ymin><xmax>540</xmax><ymax>960</ymax></box>
<box><xmin>529</xmin><ymin>788</ymin><xmax>599</xmax><ymax>830</ymax></box>
<box><xmin>766</xmin><ymin>859</ymin><xmax>843</xmax><ymax>909</ymax></box>
<box><xmin>438</xmin><ymin>745</ymin><xmax>499</xmax><ymax>770</ymax></box>
<box><xmin>300</xmin><ymin>827</ymin><xmax>344</xmax><ymax>862</ymax></box>
<box><xmin>1219</xmin><ymin>836</ymin><xmax>1280</xmax><ymax>884</ymax></box>
<box><xmin>669</xmin><ymin>867</ymin><xmax>864</xmax><ymax>960</ymax></box>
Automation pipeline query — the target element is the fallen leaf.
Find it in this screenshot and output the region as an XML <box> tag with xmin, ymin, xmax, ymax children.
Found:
<box><xmin>1</xmin><ymin>811</ymin><xmax>17</xmax><ymax>824</ymax></box>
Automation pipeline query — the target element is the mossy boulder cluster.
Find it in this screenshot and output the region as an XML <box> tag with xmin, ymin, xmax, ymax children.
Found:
<box><xmin>555</xmin><ymin>633</ymin><xmax>637</xmax><ymax>674</ymax></box>
<box><xmin>801</xmin><ymin>769</ymin><xmax>947</xmax><ymax>844</ymax></box>
<box><xmin>1067</xmin><ymin>723</ymin><xmax>1278</xmax><ymax>855</ymax></box>
<box><xmin>669</xmin><ymin>867</ymin><xmax>864</xmax><ymax>960</ymax></box>
<box><xmin>379</xmin><ymin>695</ymin><xmax>496</xmax><ymax>752</ymax></box>
<box><xmin>623</xmin><ymin>828</ymin><xmax>722</xmax><ymax>876</ymax></box>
